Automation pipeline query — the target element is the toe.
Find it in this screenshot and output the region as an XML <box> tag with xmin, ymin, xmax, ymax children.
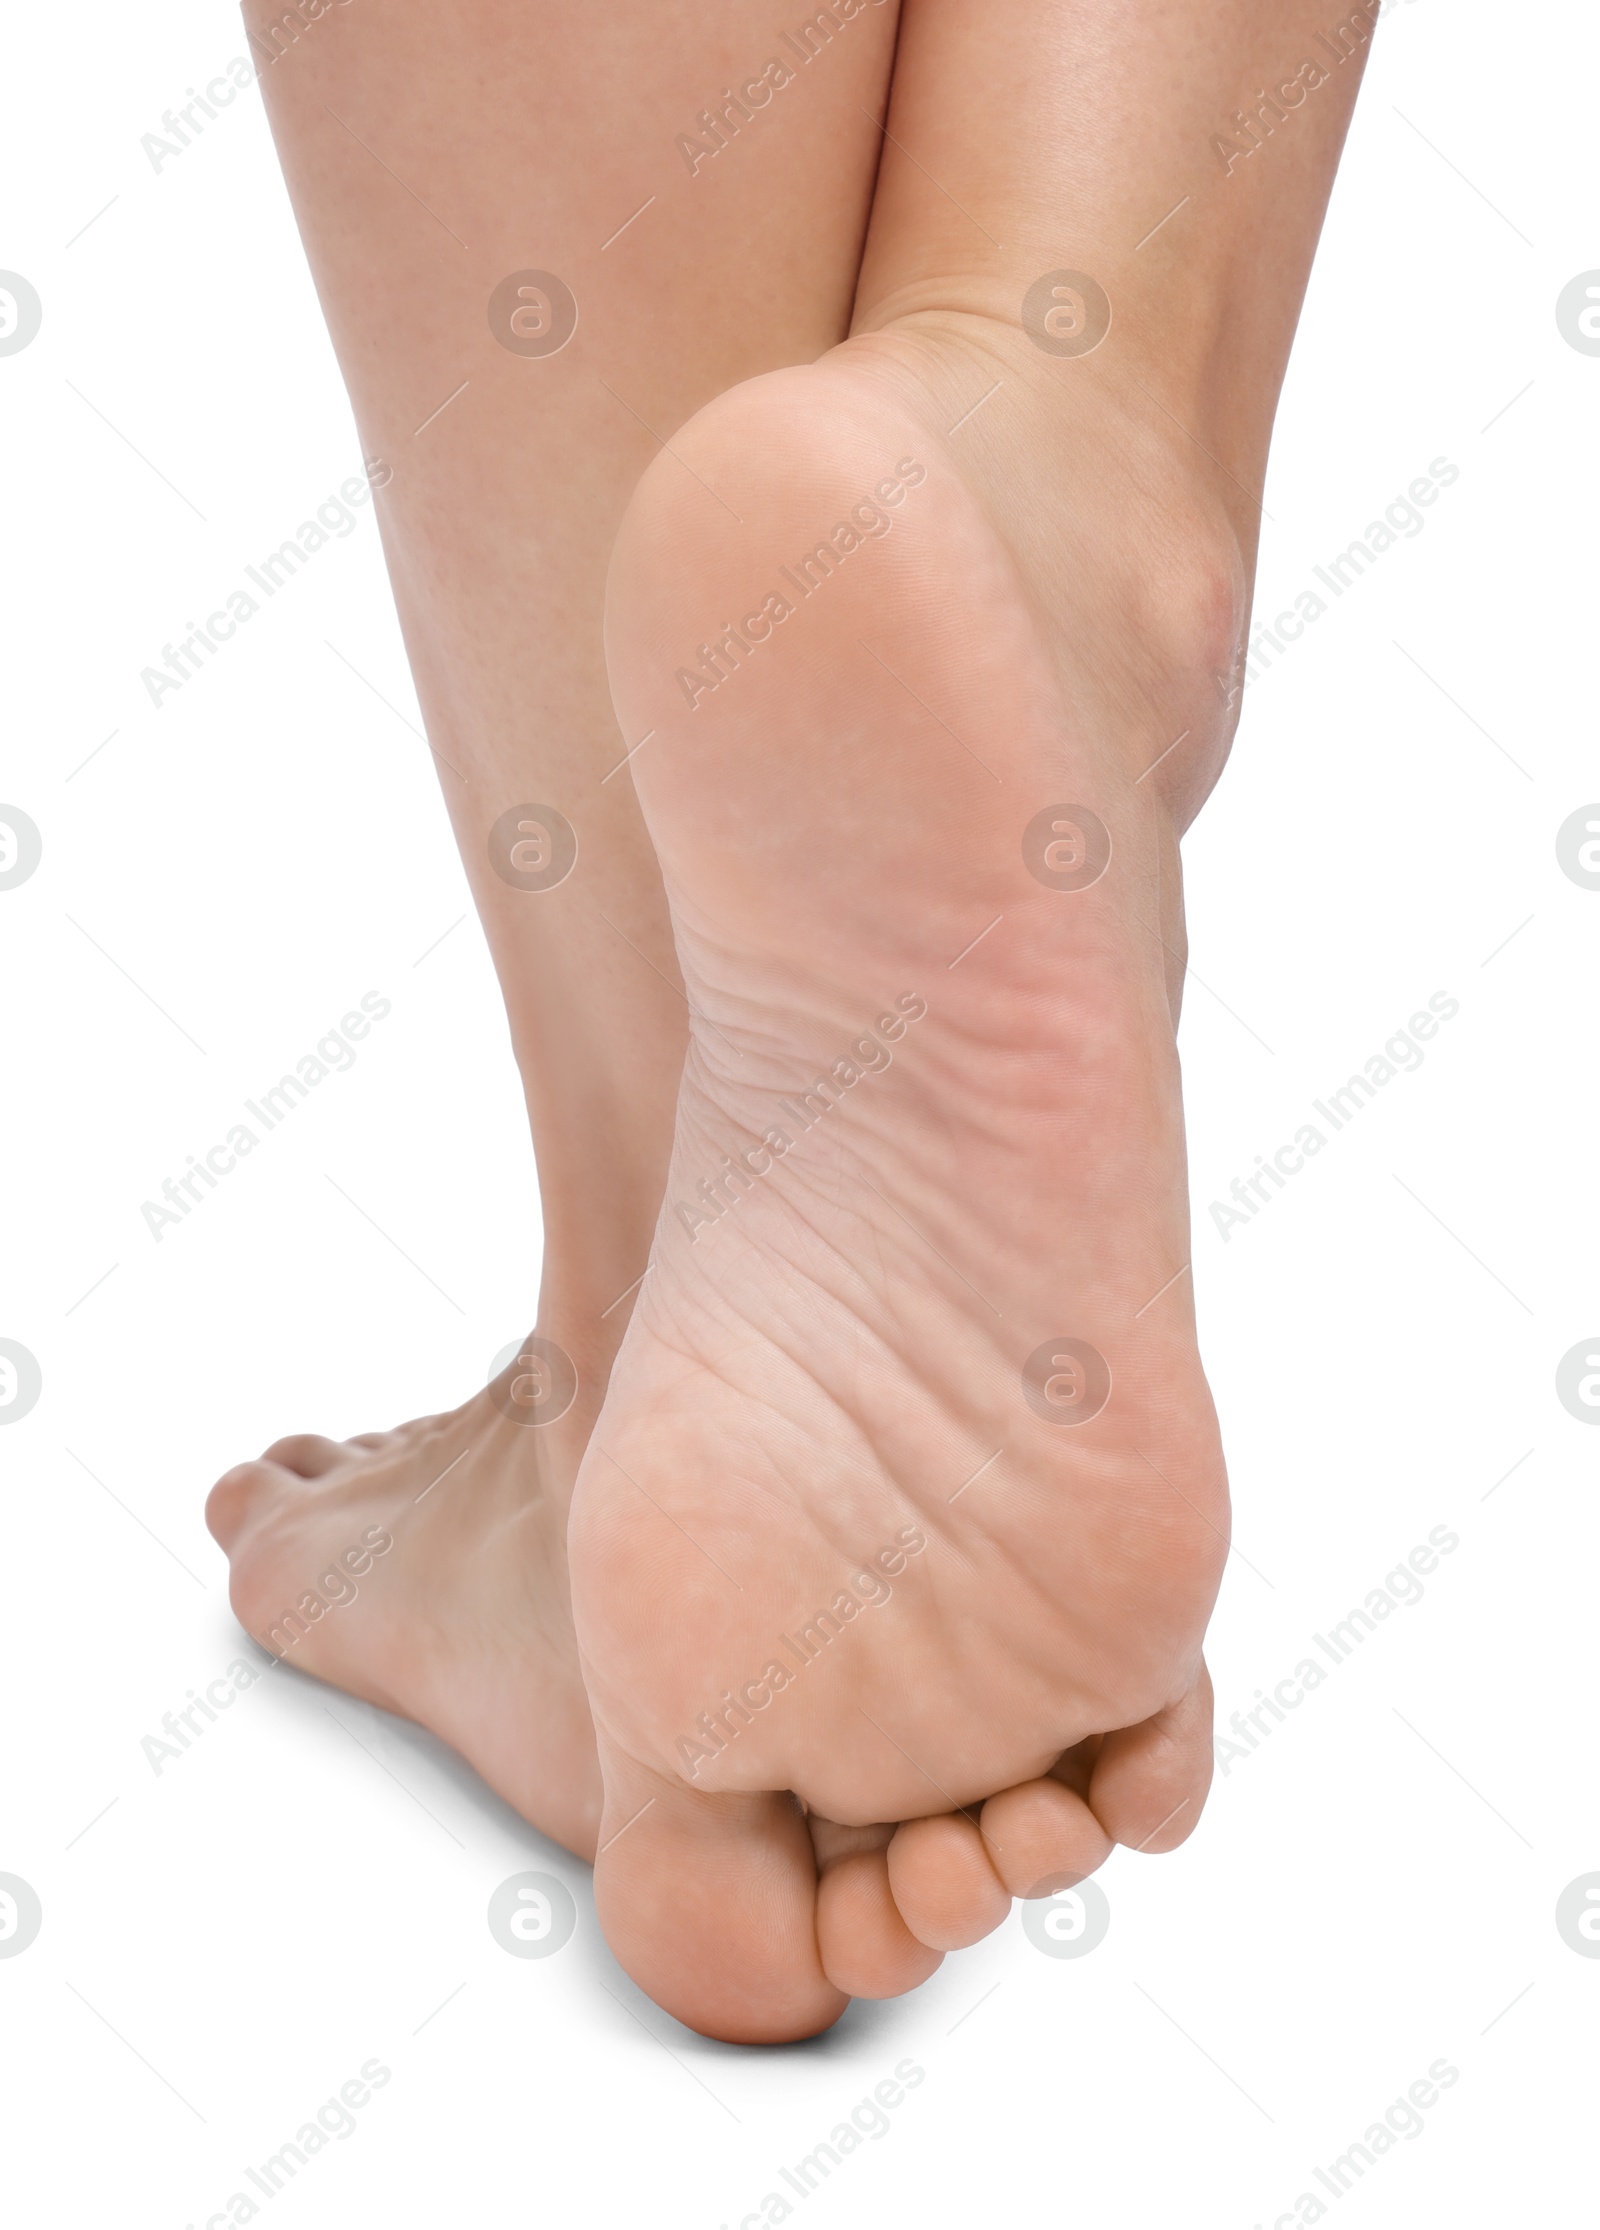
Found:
<box><xmin>590</xmin><ymin>1737</ymin><xmax>847</xmax><ymax>2043</ymax></box>
<box><xmin>978</xmin><ymin>1776</ymin><xmax>1113</xmax><ymax>1898</ymax></box>
<box><xmin>1088</xmin><ymin>1662</ymin><xmax>1215</xmax><ymax>1852</ymax></box>
<box><xmin>209</xmin><ymin>1431</ymin><xmax>364</xmax><ymax>1554</ymax></box>
<box><xmin>260</xmin><ymin>1432</ymin><xmax>349</xmax><ymax>1478</ymax></box>
<box><xmin>205</xmin><ymin>1459</ymin><xmax>292</xmax><ymax>1552</ymax></box>
<box><xmin>885</xmin><ymin>1814</ymin><xmax>1010</xmax><ymax>1950</ymax></box>
<box><xmin>816</xmin><ymin>1848</ymin><xmax>943</xmax><ymax>1998</ymax></box>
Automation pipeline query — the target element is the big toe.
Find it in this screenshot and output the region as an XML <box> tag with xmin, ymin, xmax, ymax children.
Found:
<box><xmin>205</xmin><ymin>1458</ymin><xmax>294</xmax><ymax>1553</ymax></box>
<box><xmin>590</xmin><ymin>1739</ymin><xmax>847</xmax><ymax>2044</ymax></box>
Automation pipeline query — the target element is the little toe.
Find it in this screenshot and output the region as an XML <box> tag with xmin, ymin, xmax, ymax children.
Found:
<box><xmin>978</xmin><ymin>1776</ymin><xmax>1114</xmax><ymax>1898</ymax></box>
<box><xmin>885</xmin><ymin>1814</ymin><xmax>1010</xmax><ymax>1950</ymax></box>
<box><xmin>1088</xmin><ymin>1662</ymin><xmax>1215</xmax><ymax>1853</ymax></box>
<box><xmin>816</xmin><ymin>1848</ymin><xmax>943</xmax><ymax>1999</ymax></box>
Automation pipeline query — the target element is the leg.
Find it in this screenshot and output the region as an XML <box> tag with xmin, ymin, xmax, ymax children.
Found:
<box><xmin>576</xmin><ymin>0</ymin><xmax>1374</xmax><ymax>2031</ymax></box>
<box><xmin>205</xmin><ymin>0</ymin><xmax>901</xmax><ymax>1858</ymax></box>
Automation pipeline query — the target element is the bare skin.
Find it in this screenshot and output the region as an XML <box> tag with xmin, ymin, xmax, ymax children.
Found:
<box><xmin>209</xmin><ymin>0</ymin><xmax>1372</xmax><ymax>2039</ymax></box>
<box><xmin>208</xmin><ymin>1382</ymin><xmax>603</xmax><ymax>1857</ymax></box>
<box><xmin>577</xmin><ymin>335</ymin><xmax>1235</xmax><ymax>2038</ymax></box>
<box><xmin>209</xmin><ymin>0</ymin><xmax>899</xmax><ymax>1856</ymax></box>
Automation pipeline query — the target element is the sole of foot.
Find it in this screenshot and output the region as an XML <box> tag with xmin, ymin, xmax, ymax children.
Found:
<box><xmin>571</xmin><ymin>315</ymin><xmax>1244</xmax><ymax>2041</ymax></box>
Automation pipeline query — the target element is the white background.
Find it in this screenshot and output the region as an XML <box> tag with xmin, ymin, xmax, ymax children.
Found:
<box><xmin>3</xmin><ymin>1</ymin><xmax>1596</xmax><ymax>2223</ymax></box>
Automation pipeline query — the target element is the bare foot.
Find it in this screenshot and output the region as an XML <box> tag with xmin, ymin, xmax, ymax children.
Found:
<box><xmin>572</xmin><ymin>319</ymin><xmax>1243</xmax><ymax>2039</ymax></box>
<box><xmin>206</xmin><ymin>1360</ymin><xmax>602</xmax><ymax>1860</ymax></box>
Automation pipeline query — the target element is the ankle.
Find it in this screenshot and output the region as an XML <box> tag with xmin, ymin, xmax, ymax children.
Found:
<box><xmin>536</xmin><ymin>1224</ymin><xmax>656</xmax><ymax>1367</ymax></box>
